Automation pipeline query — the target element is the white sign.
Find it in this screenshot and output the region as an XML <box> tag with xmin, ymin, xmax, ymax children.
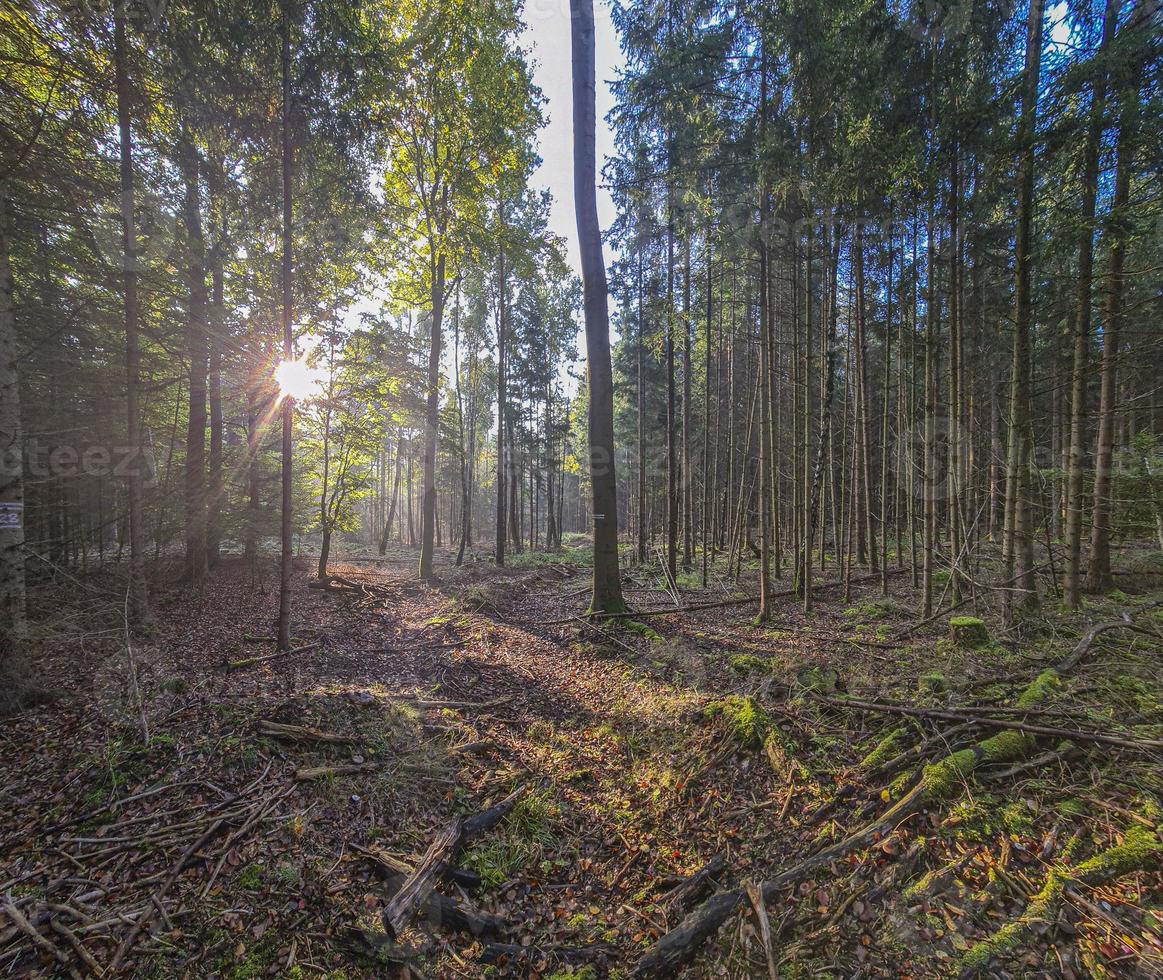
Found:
<box><xmin>0</xmin><ymin>502</ymin><xmax>23</xmax><ymax>530</ymax></box>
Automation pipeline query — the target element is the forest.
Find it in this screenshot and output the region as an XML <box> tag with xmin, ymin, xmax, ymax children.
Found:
<box><xmin>0</xmin><ymin>0</ymin><xmax>1161</xmax><ymax>976</ymax></box>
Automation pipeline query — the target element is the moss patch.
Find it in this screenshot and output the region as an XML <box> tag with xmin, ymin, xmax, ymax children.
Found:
<box><xmin>860</xmin><ymin>727</ymin><xmax>909</xmax><ymax>770</ymax></box>
<box><xmin>703</xmin><ymin>695</ymin><xmax>772</xmax><ymax>748</ymax></box>
<box><xmin>729</xmin><ymin>653</ymin><xmax>773</xmax><ymax>674</ymax></box>
<box><xmin>949</xmin><ymin>616</ymin><xmax>989</xmax><ymax>648</ymax></box>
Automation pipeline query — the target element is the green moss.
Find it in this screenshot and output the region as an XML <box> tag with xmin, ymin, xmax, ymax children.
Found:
<box><xmin>919</xmin><ymin>748</ymin><xmax>978</xmax><ymax>800</ymax></box>
<box><xmin>703</xmin><ymin>695</ymin><xmax>772</xmax><ymax>748</ymax></box>
<box><xmin>619</xmin><ymin>619</ymin><xmax>662</xmax><ymax>643</ymax></box>
<box><xmin>794</xmin><ymin>666</ymin><xmax>840</xmax><ymax>694</ymax></box>
<box><xmin>959</xmin><ymin>872</ymin><xmax>1063</xmax><ymax>971</ymax></box>
<box><xmin>949</xmin><ymin>616</ymin><xmax>989</xmax><ymax>649</ymax></box>
<box><xmin>1014</xmin><ymin>668</ymin><xmax>1062</xmax><ymax>709</ymax></box>
<box><xmin>918</xmin><ymin>671</ymin><xmax>947</xmax><ymax>694</ymax></box>
<box><xmin>1073</xmin><ymin>824</ymin><xmax>1161</xmax><ymax>885</ymax></box>
<box><xmin>236</xmin><ymin>862</ymin><xmax>264</xmax><ymax>891</ymax></box>
<box><xmin>860</xmin><ymin>727</ymin><xmax>908</xmax><ymax>770</ymax></box>
<box><xmin>729</xmin><ymin>653</ymin><xmax>772</xmax><ymax>673</ymax></box>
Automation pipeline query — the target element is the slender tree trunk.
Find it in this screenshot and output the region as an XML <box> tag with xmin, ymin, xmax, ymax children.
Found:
<box><xmin>380</xmin><ymin>431</ymin><xmax>403</xmax><ymax>554</ymax></box>
<box><xmin>702</xmin><ymin>224</ymin><xmax>712</xmax><ymax>587</ymax></box>
<box><xmin>636</xmin><ymin>245</ymin><xmax>647</xmax><ymax>564</ymax></box>
<box><xmin>418</xmin><ymin>246</ymin><xmax>445</xmax><ymax>581</ymax></box>
<box><xmin>207</xmin><ymin>210</ymin><xmax>224</xmax><ymax>568</ymax></box>
<box><xmin>181</xmin><ymin>140</ymin><xmax>209</xmax><ymax>584</ymax></box>
<box><xmin>665</xmin><ymin>188</ymin><xmax>678</xmax><ymax>584</ymax></box>
<box><xmin>114</xmin><ymin>6</ymin><xmax>150</xmax><ymax>627</ymax></box>
<box><xmin>1065</xmin><ymin>0</ymin><xmax>1118</xmax><ymax>604</ymax></box>
<box><xmin>0</xmin><ymin>191</ymin><xmax>28</xmax><ymax>711</ymax></box>
<box><xmin>277</xmin><ymin>1</ymin><xmax>295</xmax><ymax>649</ymax></box>
<box><xmin>570</xmin><ymin>0</ymin><xmax>625</xmax><ymax>614</ymax></box>
<box><xmin>1002</xmin><ymin>0</ymin><xmax>1045</xmax><ymax>621</ymax></box>
<box><xmin>495</xmin><ymin>217</ymin><xmax>507</xmax><ymax>566</ymax></box>
<box><xmin>1087</xmin><ymin>35</ymin><xmax>1144</xmax><ymax>591</ymax></box>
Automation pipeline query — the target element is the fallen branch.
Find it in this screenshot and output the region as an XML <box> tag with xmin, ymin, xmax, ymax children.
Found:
<box><xmin>958</xmin><ymin>822</ymin><xmax>1162</xmax><ymax>975</ymax></box>
<box><xmin>256</xmin><ymin>720</ymin><xmax>361</xmax><ymax>745</ymax></box>
<box><xmin>539</xmin><ymin>570</ymin><xmax>907</xmax><ymax>625</ymax></box>
<box><xmin>227</xmin><ymin>641</ymin><xmax>320</xmax><ymax>672</ymax></box>
<box><xmin>657</xmin><ymin>856</ymin><xmax>727</xmax><ymax>912</ymax></box>
<box><xmin>813</xmin><ymin>694</ymin><xmax>1163</xmax><ymax>754</ymax></box>
<box><xmin>379</xmin><ymin>787</ymin><xmax>526</xmax><ymax>942</ymax></box>
<box><xmin>632</xmin><ymin>599</ymin><xmax>1163</xmax><ymax>976</ymax></box>
<box><xmin>294</xmin><ymin>762</ymin><xmax>386</xmax><ymax>781</ymax></box>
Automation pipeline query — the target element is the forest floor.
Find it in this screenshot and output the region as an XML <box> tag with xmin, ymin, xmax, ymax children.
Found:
<box><xmin>1</xmin><ymin>543</ymin><xmax>1161</xmax><ymax>979</ymax></box>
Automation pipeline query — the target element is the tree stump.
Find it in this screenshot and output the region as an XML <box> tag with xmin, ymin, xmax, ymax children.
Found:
<box><xmin>949</xmin><ymin>616</ymin><xmax>989</xmax><ymax>649</ymax></box>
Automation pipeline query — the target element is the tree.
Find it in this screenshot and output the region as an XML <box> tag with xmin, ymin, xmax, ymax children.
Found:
<box><xmin>1001</xmin><ymin>0</ymin><xmax>1044</xmax><ymax>622</ymax></box>
<box><xmin>570</xmin><ymin>0</ymin><xmax>625</xmax><ymax>615</ymax></box>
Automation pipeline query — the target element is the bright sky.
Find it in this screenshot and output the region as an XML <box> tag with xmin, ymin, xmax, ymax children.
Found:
<box><xmin>522</xmin><ymin>0</ymin><xmax>623</xmax><ymax>277</ymax></box>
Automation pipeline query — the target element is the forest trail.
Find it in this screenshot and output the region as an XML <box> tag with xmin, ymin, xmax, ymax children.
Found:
<box><xmin>2</xmin><ymin>552</ymin><xmax>1161</xmax><ymax>977</ymax></box>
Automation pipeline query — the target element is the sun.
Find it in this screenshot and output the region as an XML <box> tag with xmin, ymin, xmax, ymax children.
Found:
<box><xmin>275</xmin><ymin>357</ymin><xmax>324</xmax><ymax>401</ymax></box>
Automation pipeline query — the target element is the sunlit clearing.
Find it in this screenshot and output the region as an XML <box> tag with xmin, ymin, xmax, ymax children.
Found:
<box><xmin>275</xmin><ymin>357</ymin><xmax>324</xmax><ymax>401</ymax></box>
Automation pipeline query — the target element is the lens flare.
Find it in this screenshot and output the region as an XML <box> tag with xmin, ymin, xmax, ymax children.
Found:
<box><xmin>275</xmin><ymin>358</ymin><xmax>323</xmax><ymax>401</ymax></box>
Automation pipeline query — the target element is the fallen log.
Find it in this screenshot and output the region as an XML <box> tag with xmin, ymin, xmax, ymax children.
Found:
<box><xmin>539</xmin><ymin>570</ymin><xmax>908</xmax><ymax>625</ymax></box>
<box><xmin>657</xmin><ymin>855</ymin><xmax>727</xmax><ymax>911</ymax></box>
<box><xmin>352</xmin><ymin>842</ymin><xmax>482</xmax><ymax>890</ymax></box>
<box><xmin>380</xmin><ymin>787</ymin><xmax>526</xmax><ymax>942</ymax></box>
<box><xmin>256</xmin><ymin>720</ymin><xmax>360</xmax><ymax>745</ymax></box>
<box><xmin>294</xmin><ymin>762</ymin><xmax>385</xmax><ymax>781</ymax></box>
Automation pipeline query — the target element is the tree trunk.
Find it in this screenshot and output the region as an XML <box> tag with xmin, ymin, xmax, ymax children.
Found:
<box><xmin>495</xmin><ymin>219</ymin><xmax>507</xmax><ymax>567</ymax></box>
<box><xmin>636</xmin><ymin>244</ymin><xmax>647</xmax><ymax>564</ymax></box>
<box><xmin>277</xmin><ymin>1</ymin><xmax>295</xmax><ymax>650</ymax></box>
<box><xmin>207</xmin><ymin>209</ymin><xmax>225</xmax><ymax>568</ymax></box>
<box><xmin>114</xmin><ymin>7</ymin><xmax>150</xmax><ymax>627</ymax></box>
<box><xmin>1002</xmin><ymin>0</ymin><xmax>1044</xmax><ymax>621</ymax></box>
<box><xmin>181</xmin><ymin>140</ymin><xmax>209</xmax><ymax>584</ymax></box>
<box><xmin>418</xmin><ymin>248</ymin><xmax>446</xmax><ymax>582</ymax></box>
<box><xmin>570</xmin><ymin>0</ymin><xmax>624</xmax><ymax>614</ymax></box>
<box><xmin>0</xmin><ymin>192</ymin><xmax>28</xmax><ymax>712</ymax></box>
<box><xmin>1086</xmin><ymin>36</ymin><xmax>1143</xmax><ymax>592</ymax></box>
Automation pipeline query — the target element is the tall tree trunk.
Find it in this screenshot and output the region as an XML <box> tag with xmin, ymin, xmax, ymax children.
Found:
<box><xmin>756</xmin><ymin>61</ymin><xmax>772</xmax><ymax>621</ymax></box>
<box><xmin>114</xmin><ymin>6</ymin><xmax>150</xmax><ymax>627</ymax></box>
<box><xmin>682</xmin><ymin>234</ymin><xmax>693</xmax><ymax>569</ymax></box>
<box><xmin>495</xmin><ymin>219</ymin><xmax>507</xmax><ymax>567</ymax></box>
<box><xmin>0</xmin><ymin>191</ymin><xmax>28</xmax><ymax>712</ymax></box>
<box><xmin>454</xmin><ymin>289</ymin><xmax>469</xmax><ymax>566</ymax></box>
<box><xmin>181</xmin><ymin>140</ymin><xmax>208</xmax><ymax>584</ymax></box>
<box><xmin>1087</xmin><ymin>18</ymin><xmax>1145</xmax><ymax>591</ymax></box>
<box><xmin>207</xmin><ymin>209</ymin><xmax>224</xmax><ymax>568</ymax></box>
<box><xmin>1065</xmin><ymin>0</ymin><xmax>1119</xmax><ymax>603</ymax></box>
<box><xmin>379</xmin><ymin>431</ymin><xmax>403</xmax><ymax>554</ymax></box>
<box><xmin>277</xmin><ymin>0</ymin><xmax>295</xmax><ymax>650</ymax></box>
<box><xmin>665</xmin><ymin>188</ymin><xmax>678</xmax><ymax>585</ymax></box>
<box><xmin>1001</xmin><ymin>0</ymin><xmax>1045</xmax><ymax>621</ymax></box>
<box><xmin>636</xmin><ymin>244</ymin><xmax>647</xmax><ymax>564</ymax></box>
<box><xmin>418</xmin><ymin>247</ymin><xmax>446</xmax><ymax>581</ymax></box>
<box><xmin>570</xmin><ymin>0</ymin><xmax>625</xmax><ymax>614</ymax></box>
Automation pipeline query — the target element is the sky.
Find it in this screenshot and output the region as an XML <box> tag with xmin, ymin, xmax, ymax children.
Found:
<box><xmin>522</xmin><ymin>0</ymin><xmax>623</xmax><ymax>277</ymax></box>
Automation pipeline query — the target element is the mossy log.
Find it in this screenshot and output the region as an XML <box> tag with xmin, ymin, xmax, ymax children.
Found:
<box><xmin>958</xmin><ymin>822</ymin><xmax>1161</xmax><ymax>975</ymax></box>
<box><xmin>633</xmin><ymin>602</ymin><xmax>1162</xmax><ymax>978</ymax></box>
